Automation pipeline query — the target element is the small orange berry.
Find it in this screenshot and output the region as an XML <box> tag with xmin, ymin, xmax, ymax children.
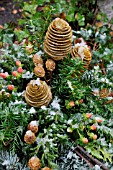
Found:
<box><xmin>69</xmin><ymin>101</ymin><xmax>75</xmax><ymax>107</ymax></box>
<box><xmin>17</xmin><ymin>67</ymin><xmax>24</xmax><ymax>73</ymax></box>
<box><xmin>7</xmin><ymin>85</ymin><xmax>14</xmax><ymax>91</ymax></box>
<box><xmin>91</xmin><ymin>125</ymin><xmax>97</xmax><ymax>130</ymax></box>
<box><xmin>82</xmin><ymin>138</ymin><xmax>88</xmax><ymax>144</ymax></box>
<box><xmin>97</xmin><ymin>119</ymin><xmax>102</xmax><ymax>123</ymax></box>
<box><xmin>16</xmin><ymin>60</ymin><xmax>21</xmax><ymax>67</ymax></box>
<box><xmin>86</xmin><ymin>113</ymin><xmax>92</xmax><ymax>119</ymax></box>
<box><xmin>12</xmin><ymin>71</ymin><xmax>18</xmax><ymax>77</ymax></box>
<box><xmin>92</xmin><ymin>134</ymin><xmax>97</xmax><ymax>140</ymax></box>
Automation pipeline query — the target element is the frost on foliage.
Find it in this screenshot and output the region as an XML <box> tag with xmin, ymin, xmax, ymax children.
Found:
<box><xmin>67</xmin><ymin>80</ymin><xmax>74</xmax><ymax>91</ymax></box>
<box><xmin>51</xmin><ymin>96</ymin><xmax>60</xmax><ymax>110</ymax></box>
<box><xmin>29</xmin><ymin>107</ymin><xmax>36</xmax><ymax>114</ymax></box>
<box><xmin>72</xmin><ymin>28</ymin><xmax>92</xmax><ymax>39</ymax></box>
<box><xmin>30</xmin><ymin>78</ymin><xmax>41</xmax><ymax>86</ymax></box>
<box><xmin>35</xmin><ymin>50</ymin><xmax>44</xmax><ymax>56</ymax></box>
<box><xmin>57</xmin><ymin>148</ymin><xmax>96</xmax><ymax>170</ymax></box>
<box><xmin>22</xmin><ymin>71</ymin><xmax>33</xmax><ymax>79</ymax></box>
<box><xmin>0</xmin><ymin>151</ymin><xmax>29</xmax><ymax>170</ymax></box>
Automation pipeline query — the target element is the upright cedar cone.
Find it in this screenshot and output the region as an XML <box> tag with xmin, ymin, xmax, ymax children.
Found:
<box><xmin>24</xmin><ymin>130</ymin><xmax>36</xmax><ymax>144</ymax></box>
<box><xmin>28</xmin><ymin>120</ymin><xmax>38</xmax><ymax>133</ymax></box>
<box><xmin>28</xmin><ymin>156</ymin><xmax>41</xmax><ymax>170</ymax></box>
<box><xmin>44</xmin><ymin>18</ymin><xmax>72</xmax><ymax>60</ymax></box>
<box><xmin>25</xmin><ymin>78</ymin><xmax>52</xmax><ymax>108</ymax></box>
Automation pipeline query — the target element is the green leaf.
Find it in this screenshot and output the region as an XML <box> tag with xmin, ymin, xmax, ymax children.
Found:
<box><xmin>91</xmin><ymin>149</ymin><xmax>103</xmax><ymax>160</ymax></box>
<box><xmin>23</xmin><ymin>3</ymin><xmax>37</xmax><ymax>15</ymax></box>
<box><xmin>100</xmin><ymin>148</ymin><xmax>112</xmax><ymax>163</ymax></box>
<box><xmin>66</xmin><ymin>12</ymin><xmax>75</xmax><ymax>22</ymax></box>
<box><xmin>67</xmin><ymin>127</ymin><xmax>73</xmax><ymax>133</ymax></box>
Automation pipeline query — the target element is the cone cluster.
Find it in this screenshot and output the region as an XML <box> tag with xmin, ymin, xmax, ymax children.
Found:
<box><xmin>25</xmin><ymin>79</ymin><xmax>52</xmax><ymax>108</ymax></box>
<box><xmin>44</xmin><ymin>18</ymin><xmax>72</xmax><ymax>60</ymax></box>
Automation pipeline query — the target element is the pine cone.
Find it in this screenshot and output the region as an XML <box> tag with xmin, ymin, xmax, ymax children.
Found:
<box><xmin>41</xmin><ymin>167</ymin><xmax>52</xmax><ymax>170</ymax></box>
<box><xmin>25</xmin><ymin>79</ymin><xmax>52</xmax><ymax>108</ymax></box>
<box><xmin>34</xmin><ymin>65</ymin><xmax>45</xmax><ymax>77</ymax></box>
<box><xmin>33</xmin><ymin>54</ymin><xmax>44</xmax><ymax>66</ymax></box>
<box><xmin>28</xmin><ymin>121</ymin><xmax>38</xmax><ymax>133</ymax></box>
<box><xmin>46</xmin><ymin>59</ymin><xmax>56</xmax><ymax>71</ymax></box>
<box><xmin>24</xmin><ymin>130</ymin><xmax>36</xmax><ymax>144</ymax></box>
<box><xmin>28</xmin><ymin>156</ymin><xmax>41</xmax><ymax>170</ymax></box>
<box><xmin>44</xmin><ymin>18</ymin><xmax>72</xmax><ymax>60</ymax></box>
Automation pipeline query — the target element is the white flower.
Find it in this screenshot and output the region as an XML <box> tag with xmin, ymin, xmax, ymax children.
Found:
<box><xmin>51</xmin><ymin>96</ymin><xmax>60</xmax><ymax>110</ymax></box>
<box><xmin>67</xmin><ymin>80</ymin><xmax>74</xmax><ymax>91</ymax></box>
<box><xmin>29</xmin><ymin>107</ymin><xmax>36</xmax><ymax>114</ymax></box>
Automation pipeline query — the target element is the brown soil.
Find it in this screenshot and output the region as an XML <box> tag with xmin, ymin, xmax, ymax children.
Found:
<box><xmin>0</xmin><ymin>0</ymin><xmax>28</xmax><ymax>26</ymax></box>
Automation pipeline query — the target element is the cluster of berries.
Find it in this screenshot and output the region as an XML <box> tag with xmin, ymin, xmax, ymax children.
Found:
<box><xmin>0</xmin><ymin>60</ymin><xmax>24</xmax><ymax>91</ymax></box>
<box><xmin>82</xmin><ymin>113</ymin><xmax>102</xmax><ymax>144</ymax></box>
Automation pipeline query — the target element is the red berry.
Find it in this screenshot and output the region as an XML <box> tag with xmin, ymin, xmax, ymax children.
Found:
<box><xmin>8</xmin><ymin>85</ymin><xmax>14</xmax><ymax>91</ymax></box>
<box><xmin>82</xmin><ymin>138</ymin><xmax>88</xmax><ymax>144</ymax></box>
<box><xmin>12</xmin><ymin>71</ymin><xmax>18</xmax><ymax>77</ymax></box>
<box><xmin>0</xmin><ymin>72</ymin><xmax>8</xmax><ymax>78</ymax></box>
<box><xmin>17</xmin><ymin>67</ymin><xmax>24</xmax><ymax>73</ymax></box>
<box><xmin>86</xmin><ymin>113</ymin><xmax>92</xmax><ymax>119</ymax></box>
<box><xmin>16</xmin><ymin>60</ymin><xmax>21</xmax><ymax>67</ymax></box>
<box><xmin>70</xmin><ymin>101</ymin><xmax>75</xmax><ymax>107</ymax></box>
<box><xmin>91</xmin><ymin>125</ymin><xmax>97</xmax><ymax>130</ymax></box>
<box><xmin>97</xmin><ymin>119</ymin><xmax>102</xmax><ymax>123</ymax></box>
<box><xmin>79</xmin><ymin>99</ymin><xmax>84</xmax><ymax>104</ymax></box>
<box><xmin>92</xmin><ymin>134</ymin><xmax>97</xmax><ymax>140</ymax></box>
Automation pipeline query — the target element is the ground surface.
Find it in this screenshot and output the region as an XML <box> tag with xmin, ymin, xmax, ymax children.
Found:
<box><xmin>0</xmin><ymin>0</ymin><xmax>113</xmax><ymax>25</ymax></box>
<box><xmin>0</xmin><ymin>0</ymin><xmax>28</xmax><ymax>26</ymax></box>
<box><xmin>98</xmin><ymin>0</ymin><xmax>113</xmax><ymax>20</ymax></box>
